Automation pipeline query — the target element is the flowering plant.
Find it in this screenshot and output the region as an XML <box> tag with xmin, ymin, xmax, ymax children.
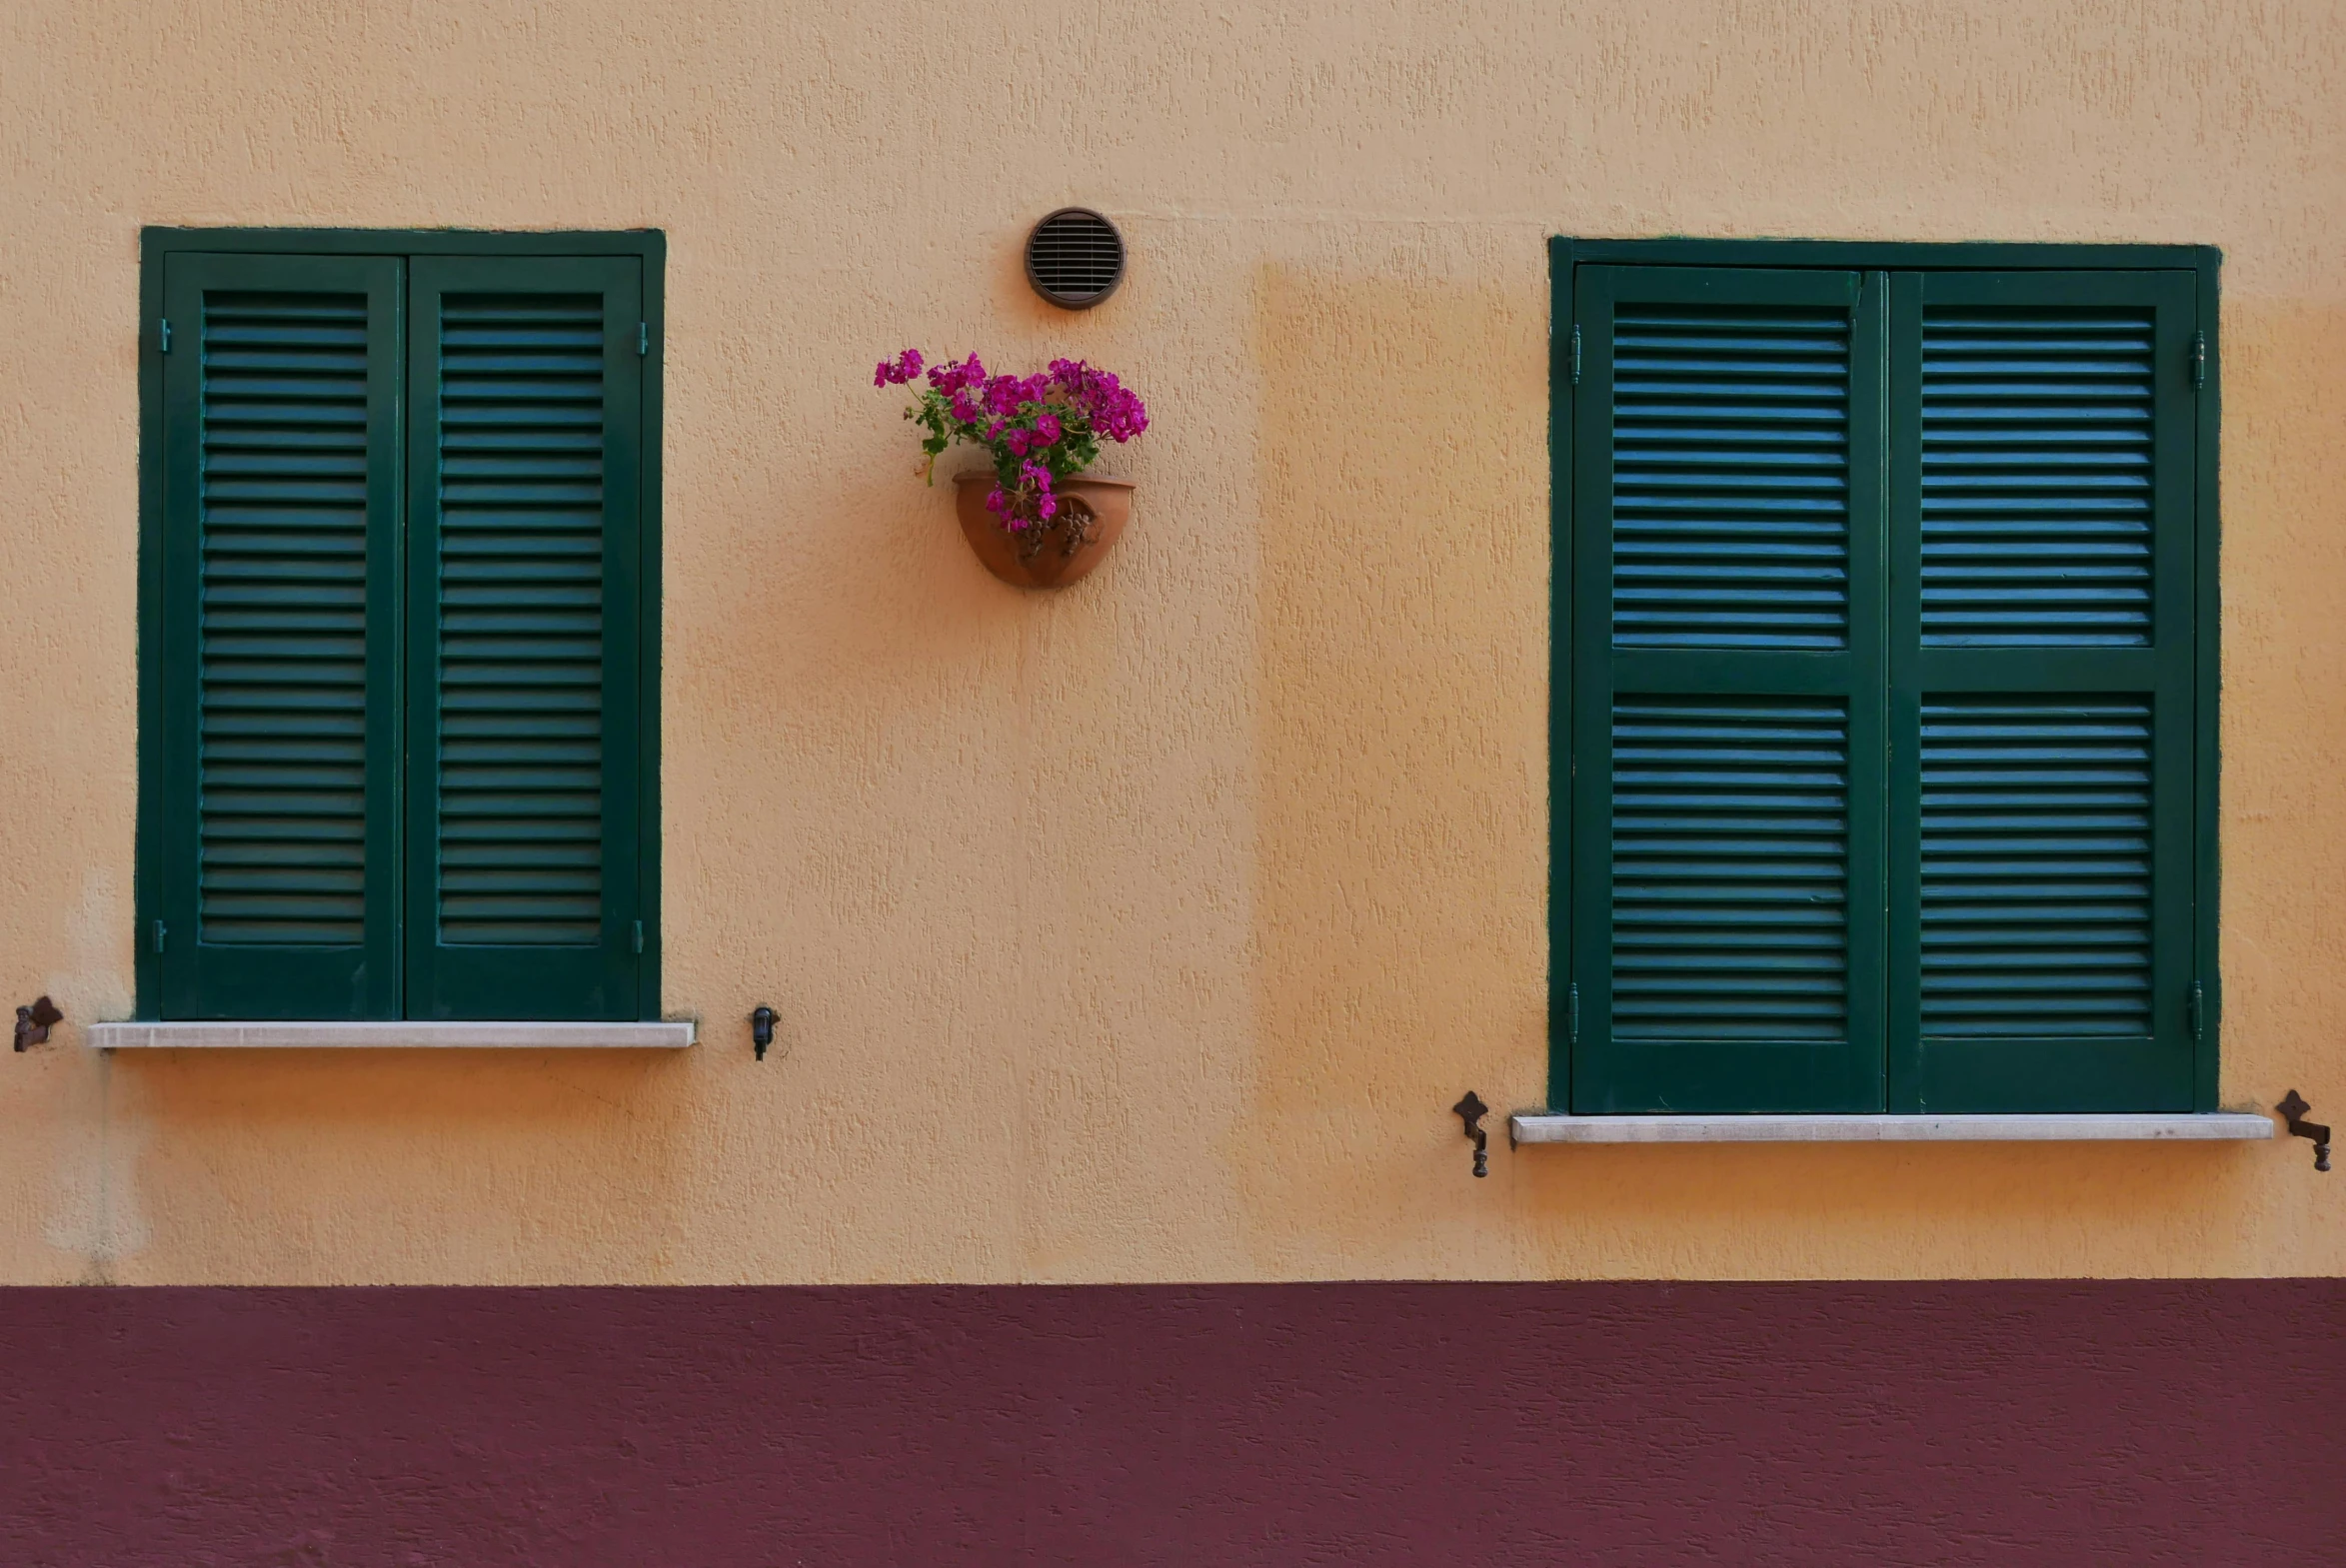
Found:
<box><xmin>875</xmin><ymin>349</ymin><xmax>1148</xmax><ymax>533</ymax></box>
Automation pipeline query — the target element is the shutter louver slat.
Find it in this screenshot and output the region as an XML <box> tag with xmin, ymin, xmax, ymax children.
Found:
<box><xmin>1920</xmin><ymin>309</ymin><xmax>2155</xmax><ymax>646</ymax></box>
<box><xmin>1918</xmin><ymin>699</ymin><xmax>2153</xmax><ymax>1038</ymax></box>
<box><xmin>433</xmin><ymin>295</ymin><xmax>607</xmax><ymax>946</ymax></box>
<box><xmin>1610</xmin><ymin>698</ymin><xmax>1850</xmax><ymax>1041</ymax></box>
<box><xmin>1611</xmin><ymin>307</ymin><xmax>1851</xmax><ymax>651</ymax></box>
<box><xmin>197</xmin><ymin>291</ymin><xmax>371</xmax><ymax>945</ymax></box>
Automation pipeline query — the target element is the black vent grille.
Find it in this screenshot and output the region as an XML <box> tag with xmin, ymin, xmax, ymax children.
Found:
<box><xmin>1026</xmin><ymin>208</ymin><xmax>1125</xmax><ymax>309</ymax></box>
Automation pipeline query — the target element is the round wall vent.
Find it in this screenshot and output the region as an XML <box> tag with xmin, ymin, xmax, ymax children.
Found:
<box><xmin>1025</xmin><ymin>208</ymin><xmax>1126</xmax><ymax>310</ymax></box>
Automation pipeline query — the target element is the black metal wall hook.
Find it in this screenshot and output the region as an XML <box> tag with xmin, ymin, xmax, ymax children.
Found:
<box><xmin>749</xmin><ymin>1006</ymin><xmax>778</xmax><ymax>1061</ymax></box>
<box><xmin>2277</xmin><ymin>1091</ymin><xmax>2331</xmax><ymax>1171</ymax></box>
<box><xmin>13</xmin><ymin>996</ymin><xmax>60</xmax><ymax>1053</ymax></box>
<box><xmin>1453</xmin><ymin>1091</ymin><xmax>1490</xmax><ymax>1178</ymax></box>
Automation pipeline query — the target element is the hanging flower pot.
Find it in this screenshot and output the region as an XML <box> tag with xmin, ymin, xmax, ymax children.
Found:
<box><xmin>875</xmin><ymin>349</ymin><xmax>1149</xmax><ymax>592</ymax></box>
<box><xmin>953</xmin><ymin>472</ymin><xmax>1134</xmax><ymax>590</ymax></box>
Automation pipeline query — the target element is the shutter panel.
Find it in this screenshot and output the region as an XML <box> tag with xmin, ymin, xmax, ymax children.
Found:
<box><xmin>1568</xmin><ymin>266</ymin><xmax>1887</xmax><ymax>1112</ymax></box>
<box><xmin>404</xmin><ymin>256</ymin><xmax>646</xmax><ymax>1019</ymax></box>
<box><xmin>1886</xmin><ymin>271</ymin><xmax>2197</xmax><ymax>1110</ymax></box>
<box><xmin>1609</xmin><ymin>697</ymin><xmax>1855</xmax><ymax>1047</ymax></box>
<box><xmin>1915</xmin><ymin>307</ymin><xmax>2157</xmax><ymax>646</ymax></box>
<box><xmin>155</xmin><ymin>253</ymin><xmax>403</xmax><ymax>1020</ymax></box>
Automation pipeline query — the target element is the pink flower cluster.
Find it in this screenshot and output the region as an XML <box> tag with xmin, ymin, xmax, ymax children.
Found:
<box><xmin>1041</xmin><ymin>358</ymin><xmax>1148</xmax><ymax>444</ymax></box>
<box><xmin>874</xmin><ymin>349</ymin><xmax>925</xmax><ymax>386</ymax></box>
<box><xmin>875</xmin><ymin>348</ymin><xmax>1149</xmax><ymax>529</ymax></box>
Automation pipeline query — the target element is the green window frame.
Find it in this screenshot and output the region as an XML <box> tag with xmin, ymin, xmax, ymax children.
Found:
<box><xmin>136</xmin><ymin>229</ymin><xmax>665</xmax><ymax>1022</ymax></box>
<box><xmin>1550</xmin><ymin>239</ymin><xmax>2220</xmax><ymax>1113</ymax></box>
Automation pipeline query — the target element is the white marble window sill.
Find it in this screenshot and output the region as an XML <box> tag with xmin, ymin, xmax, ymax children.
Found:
<box><xmin>1508</xmin><ymin>1111</ymin><xmax>2273</xmax><ymax>1144</ymax></box>
<box><xmin>87</xmin><ymin>1020</ymin><xmax>696</xmax><ymax>1049</ymax></box>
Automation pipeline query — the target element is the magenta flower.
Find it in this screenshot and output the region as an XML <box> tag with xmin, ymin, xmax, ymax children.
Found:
<box><xmin>1016</xmin><ymin>459</ymin><xmax>1058</xmax><ymax>522</ymax></box>
<box><xmin>926</xmin><ymin>353</ymin><xmax>984</xmax><ymax>394</ymax></box>
<box><xmin>878</xmin><ymin>347</ymin><xmax>1148</xmax><ymax>528</ymax></box>
<box><xmin>873</xmin><ymin>348</ymin><xmax>925</xmax><ymax>387</ymax></box>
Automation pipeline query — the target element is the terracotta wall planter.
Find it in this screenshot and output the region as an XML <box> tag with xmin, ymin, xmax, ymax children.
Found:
<box><xmin>953</xmin><ymin>473</ymin><xmax>1134</xmax><ymax>590</ymax></box>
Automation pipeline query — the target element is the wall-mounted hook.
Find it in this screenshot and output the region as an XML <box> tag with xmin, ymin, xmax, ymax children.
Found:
<box><xmin>749</xmin><ymin>1005</ymin><xmax>778</xmax><ymax>1062</ymax></box>
<box><xmin>1452</xmin><ymin>1090</ymin><xmax>1489</xmax><ymax>1178</ymax></box>
<box><xmin>13</xmin><ymin>996</ymin><xmax>61</xmax><ymax>1053</ymax></box>
<box><xmin>2277</xmin><ymin>1090</ymin><xmax>2331</xmax><ymax>1171</ymax></box>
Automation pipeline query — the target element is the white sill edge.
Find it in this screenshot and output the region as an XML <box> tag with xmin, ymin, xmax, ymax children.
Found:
<box><xmin>1508</xmin><ymin>1111</ymin><xmax>2274</xmax><ymax>1144</ymax></box>
<box><xmin>87</xmin><ymin>1020</ymin><xmax>696</xmax><ymax>1049</ymax></box>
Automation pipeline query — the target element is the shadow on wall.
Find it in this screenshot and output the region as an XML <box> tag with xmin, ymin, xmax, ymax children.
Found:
<box><xmin>1241</xmin><ymin>262</ymin><xmax>1548</xmax><ymax>1268</ymax></box>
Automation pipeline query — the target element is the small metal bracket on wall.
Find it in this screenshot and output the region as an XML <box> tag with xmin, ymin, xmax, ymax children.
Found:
<box><xmin>749</xmin><ymin>1006</ymin><xmax>778</xmax><ymax>1062</ymax></box>
<box><xmin>1452</xmin><ymin>1091</ymin><xmax>1490</xmax><ymax>1178</ymax></box>
<box><xmin>13</xmin><ymin>996</ymin><xmax>61</xmax><ymax>1052</ymax></box>
<box><xmin>2277</xmin><ymin>1090</ymin><xmax>2331</xmax><ymax>1171</ymax></box>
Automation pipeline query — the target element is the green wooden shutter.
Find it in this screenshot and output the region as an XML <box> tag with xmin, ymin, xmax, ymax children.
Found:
<box><xmin>155</xmin><ymin>253</ymin><xmax>404</xmax><ymax>1019</ymax></box>
<box><xmin>1885</xmin><ymin>270</ymin><xmax>2199</xmax><ymax>1110</ymax></box>
<box><xmin>403</xmin><ymin>256</ymin><xmax>647</xmax><ymax>1019</ymax></box>
<box><xmin>1568</xmin><ymin>266</ymin><xmax>1888</xmax><ymax>1112</ymax></box>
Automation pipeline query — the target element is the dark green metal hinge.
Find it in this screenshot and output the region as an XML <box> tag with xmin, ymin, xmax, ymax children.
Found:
<box><xmin>1567</xmin><ymin>981</ymin><xmax>1580</xmax><ymax>1045</ymax></box>
<box><xmin>2189</xmin><ymin>979</ymin><xmax>2205</xmax><ymax>1041</ymax></box>
<box><xmin>1569</xmin><ymin>325</ymin><xmax>1582</xmax><ymax>386</ymax></box>
<box><xmin>638</xmin><ymin>322</ymin><xmax>649</xmax><ymax>357</ymax></box>
<box><xmin>2190</xmin><ymin>332</ymin><xmax>2205</xmax><ymax>389</ymax></box>
<box><xmin>158</xmin><ymin>319</ymin><xmax>171</xmax><ymax>354</ymax></box>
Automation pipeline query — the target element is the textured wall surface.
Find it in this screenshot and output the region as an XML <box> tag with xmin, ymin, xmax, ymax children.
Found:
<box><xmin>0</xmin><ymin>0</ymin><xmax>2342</xmax><ymax>1283</ymax></box>
<box><xmin>0</xmin><ymin>1281</ymin><xmax>2339</xmax><ymax>1565</ymax></box>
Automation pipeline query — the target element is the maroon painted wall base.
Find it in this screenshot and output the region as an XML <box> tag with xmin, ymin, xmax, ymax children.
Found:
<box><xmin>1</xmin><ymin>1281</ymin><xmax>2338</xmax><ymax>1565</ymax></box>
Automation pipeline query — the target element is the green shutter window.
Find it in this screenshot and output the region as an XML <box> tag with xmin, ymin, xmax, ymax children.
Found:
<box><xmin>155</xmin><ymin>254</ymin><xmax>404</xmax><ymax>1020</ymax></box>
<box><xmin>1558</xmin><ymin>247</ymin><xmax>2208</xmax><ymax>1115</ymax></box>
<box><xmin>141</xmin><ymin>233</ymin><xmax>661</xmax><ymax>1023</ymax></box>
<box><xmin>405</xmin><ymin>258</ymin><xmax>646</xmax><ymax>1019</ymax></box>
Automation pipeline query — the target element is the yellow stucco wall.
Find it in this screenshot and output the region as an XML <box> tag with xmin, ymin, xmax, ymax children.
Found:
<box><xmin>1</xmin><ymin>0</ymin><xmax>2341</xmax><ymax>1284</ymax></box>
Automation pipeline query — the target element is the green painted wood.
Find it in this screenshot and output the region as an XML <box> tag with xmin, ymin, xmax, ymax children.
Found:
<box><xmin>144</xmin><ymin>228</ymin><xmax>664</xmax><ymax>261</ymax></box>
<box><xmin>634</xmin><ymin>255</ymin><xmax>666</xmax><ymax>1024</ymax></box>
<box><xmin>1569</xmin><ymin>265</ymin><xmax>1887</xmax><ymax>1112</ymax></box>
<box><xmin>137</xmin><ymin>231</ymin><xmax>666</xmax><ymax>1021</ymax></box>
<box><xmin>1565</xmin><ymin>240</ymin><xmax>2212</xmax><ymax>273</ymax></box>
<box><xmin>1886</xmin><ymin>270</ymin><xmax>2198</xmax><ymax>1111</ymax></box>
<box><xmin>403</xmin><ymin>256</ymin><xmax>645</xmax><ymax>1020</ymax></box>
<box><xmin>2191</xmin><ymin>258</ymin><xmax>2223</xmax><ymax>1111</ymax></box>
<box><xmin>154</xmin><ymin>252</ymin><xmax>405</xmax><ymax>1019</ymax></box>
<box><xmin>1547</xmin><ymin>236</ymin><xmax>1576</xmax><ymax>1108</ymax></box>
<box><xmin>1545</xmin><ymin>243</ymin><xmax>2218</xmax><ymax>1115</ymax></box>
<box><xmin>136</xmin><ymin>240</ymin><xmax>169</xmax><ymax>1017</ymax></box>
<box><xmin>1884</xmin><ymin>273</ymin><xmax>1925</xmax><ymax>1111</ymax></box>
<box><xmin>1917</xmin><ymin>302</ymin><xmax>2157</xmax><ymax>645</ymax></box>
<box><xmin>1559</xmin><ymin>253</ymin><xmax>2209</xmax><ymax>1115</ymax></box>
